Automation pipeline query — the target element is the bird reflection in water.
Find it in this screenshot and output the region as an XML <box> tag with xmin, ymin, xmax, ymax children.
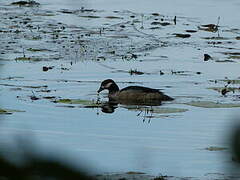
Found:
<box><xmin>97</xmin><ymin>95</ymin><xmax>161</xmax><ymax>123</ymax></box>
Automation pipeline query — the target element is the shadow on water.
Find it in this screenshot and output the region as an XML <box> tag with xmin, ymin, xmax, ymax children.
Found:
<box><xmin>228</xmin><ymin>121</ymin><xmax>240</xmax><ymax>177</ymax></box>
<box><xmin>0</xmin><ymin>143</ymin><xmax>95</xmax><ymax>179</ymax></box>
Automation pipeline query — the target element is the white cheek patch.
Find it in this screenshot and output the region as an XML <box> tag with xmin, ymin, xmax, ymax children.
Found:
<box><xmin>105</xmin><ymin>82</ymin><xmax>113</xmax><ymax>88</ymax></box>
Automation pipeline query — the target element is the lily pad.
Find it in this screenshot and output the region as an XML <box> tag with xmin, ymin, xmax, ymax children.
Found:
<box><xmin>185</xmin><ymin>101</ymin><xmax>240</xmax><ymax>108</ymax></box>
<box><xmin>0</xmin><ymin>109</ymin><xmax>10</xmax><ymax>114</ymax></box>
<box><xmin>204</xmin><ymin>146</ymin><xmax>227</xmax><ymax>151</ymax></box>
<box><xmin>15</xmin><ymin>56</ymin><xmax>41</xmax><ymax>61</ymax></box>
<box><xmin>127</xmin><ymin>107</ymin><xmax>188</xmax><ymax>114</ymax></box>
<box><xmin>0</xmin><ymin>108</ymin><xmax>25</xmax><ymax>114</ymax></box>
<box><xmin>151</xmin><ymin>107</ymin><xmax>188</xmax><ymax>114</ymax></box>
<box><xmin>217</xmin><ymin>79</ymin><xmax>240</xmax><ymax>84</ymax></box>
<box><xmin>105</xmin><ymin>16</ymin><xmax>123</xmax><ymax>19</ymax></box>
<box><xmin>54</xmin><ymin>99</ymin><xmax>100</xmax><ymax>107</ymax></box>
<box><xmin>228</xmin><ymin>55</ymin><xmax>240</xmax><ymax>59</ymax></box>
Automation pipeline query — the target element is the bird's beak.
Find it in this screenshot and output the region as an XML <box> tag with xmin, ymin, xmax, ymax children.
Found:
<box><xmin>97</xmin><ymin>87</ymin><xmax>104</xmax><ymax>93</ymax></box>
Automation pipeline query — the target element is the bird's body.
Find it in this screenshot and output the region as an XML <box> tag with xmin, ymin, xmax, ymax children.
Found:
<box><xmin>97</xmin><ymin>79</ymin><xmax>173</xmax><ymax>105</ymax></box>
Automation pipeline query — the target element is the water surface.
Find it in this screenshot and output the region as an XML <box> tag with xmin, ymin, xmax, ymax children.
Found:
<box><xmin>1</xmin><ymin>0</ymin><xmax>240</xmax><ymax>178</ymax></box>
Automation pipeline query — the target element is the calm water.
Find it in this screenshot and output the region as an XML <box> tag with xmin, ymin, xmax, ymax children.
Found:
<box><xmin>1</xmin><ymin>0</ymin><xmax>240</xmax><ymax>178</ymax></box>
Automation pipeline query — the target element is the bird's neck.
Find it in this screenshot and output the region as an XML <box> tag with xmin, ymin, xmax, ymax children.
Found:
<box><xmin>108</xmin><ymin>83</ymin><xmax>120</xmax><ymax>94</ymax></box>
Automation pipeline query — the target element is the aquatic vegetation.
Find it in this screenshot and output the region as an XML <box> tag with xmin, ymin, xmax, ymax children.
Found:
<box><xmin>11</xmin><ymin>0</ymin><xmax>40</xmax><ymax>7</ymax></box>
<box><xmin>1</xmin><ymin>2</ymin><xmax>240</xmax><ymax>178</ymax></box>
<box><xmin>15</xmin><ymin>56</ymin><xmax>41</xmax><ymax>61</ymax></box>
<box><xmin>204</xmin><ymin>146</ymin><xmax>228</xmax><ymax>151</ymax></box>
<box><xmin>185</xmin><ymin>101</ymin><xmax>240</xmax><ymax>108</ymax></box>
<box><xmin>173</xmin><ymin>33</ymin><xmax>191</xmax><ymax>38</ymax></box>
<box><xmin>54</xmin><ymin>99</ymin><xmax>101</xmax><ymax>108</ymax></box>
<box><xmin>0</xmin><ymin>108</ymin><xmax>25</xmax><ymax>114</ymax></box>
<box><xmin>128</xmin><ymin>69</ymin><xmax>144</xmax><ymax>75</ymax></box>
<box><xmin>126</xmin><ymin>106</ymin><xmax>188</xmax><ymax>114</ymax></box>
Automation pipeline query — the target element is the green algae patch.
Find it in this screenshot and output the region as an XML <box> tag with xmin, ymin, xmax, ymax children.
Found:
<box><xmin>15</xmin><ymin>56</ymin><xmax>41</xmax><ymax>61</ymax></box>
<box><xmin>127</xmin><ymin>106</ymin><xmax>188</xmax><ymax>114</ymax></box>
<box><xmin>214</xmin><ymin>79</ymin><xmax>240</xmax><ymax>84</ymax></box>
<box><xmin>0</xmin><ymin>109</ymin><xmax>10</xmax><ymax>114</ymax></box>
<box><xmin>228</xmin><ymin>55</ymin><xmax>240</xmax><ymax>59</ymax></box>
<box><xmin>204</xmin><ymin>146</ymin><xmax>228</xmax><ymax>151</ymax></box>
<box><xmin>150</xmin><ymin>107</ymin><xmax>188</xmax><ymax>114</ymax></box>
<box><xmin>0</xmin><ymin>108</ymin><xmax>25</xmax><ymax>115</ymax></box>
<box><xmin>54</xmin><ymin>99</ymin><xmax>100</xmax><ymax>107</ymax></box>
<box><xmin>185</xmin><ymin>101</ymin><xmax>240</xmax><ymax>108</ymax></box>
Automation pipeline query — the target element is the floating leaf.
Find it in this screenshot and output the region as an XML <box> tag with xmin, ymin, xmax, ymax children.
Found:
<box><xmin>0</xmin><ymin>108</ymin><xmax>25</xmax><ymax>114</ymax></box>
<box><xmin>105</xmin><ymin>16</ymin><xmax>123</xmax><ymax>19</ymax></box>
<box><xmin>127</xmin><ymin>107</ymin><xmax>188</xmax><ymax>114</ymax></box>
<box><xmin>185</xmin><ymin>101</ymin><xmax>240</xmax><ymax>108</ymax></box>
<box><xmin>151</xmin><ymin>107</ymin><xmax>188</xmax><ymax>114</ymax></box>
<box><xmin>218</xmin><ymin>79</ymin><xmax>240</xmax><ymax>84</ymax></box>
<box><xmin>15</xmin><ymin>56</ymin><xmax>41</xmax><ymax>61</ymax></box>
<box><xmin>228</xmin><ymin>56</ymin><xmax>240</xmax><ymax>59</ymax></box>
<box><xmin>54</xmin><ymin>99</ymin><xmax>100</xmax><ymax>107</ymax></box>
<box><xmin>205</xmin><ymin>146</ymin><xmax>227</xmax><ymax>151</ymax></box>
<box><xmin>0</xmin><ymin>109</ymin><xmax>10</xmax><ymax>114</ymax></box>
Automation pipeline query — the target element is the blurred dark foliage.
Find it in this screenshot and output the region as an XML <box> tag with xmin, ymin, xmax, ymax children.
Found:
<box><xmin>231</xmin><ymin>125</ymin><xmax>240</xmax><ymax>163</ymax></box>
<box><xmin>0</xmin><ymin>150</ymin><xmax>95</xmax><ymax>180</ymax></box>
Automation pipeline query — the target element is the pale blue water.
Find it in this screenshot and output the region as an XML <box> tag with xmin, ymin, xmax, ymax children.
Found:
<box><xmin>1</xmin><ymin>0</ymin><xmax>240</xmax><ymax>178</ymax></box>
